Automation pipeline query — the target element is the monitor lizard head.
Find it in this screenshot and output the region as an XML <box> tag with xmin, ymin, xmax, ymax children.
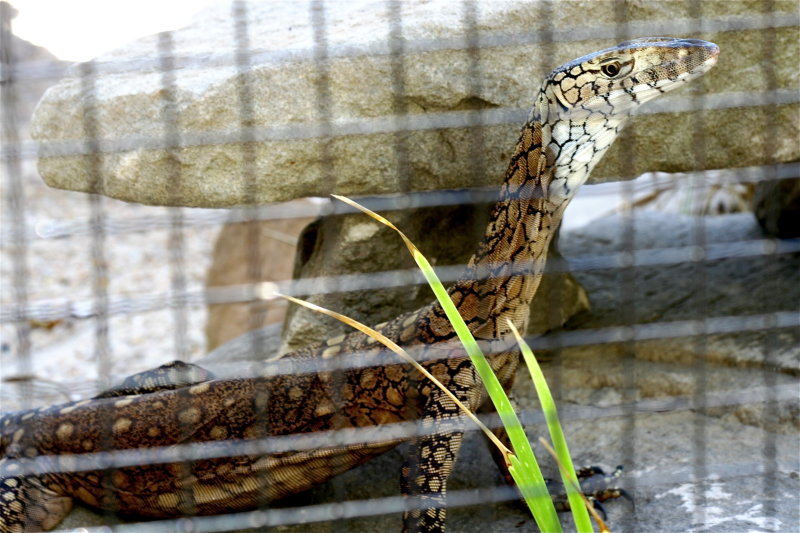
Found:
<box><xmin>531</xmin><ymin>37</ymin><xmax>720</xmax><ymax>202</ymax></box>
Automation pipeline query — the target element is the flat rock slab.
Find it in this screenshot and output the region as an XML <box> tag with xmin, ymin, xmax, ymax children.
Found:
<box><xmin>56</xmin><ymin>210</ymin><xmax>799</xmax><ymax>532</ymax></box>
<box><xmin>275</xmin><ymin>204</ymin><xmax>590</xmax><ymax>353</ymax></box>
<box><xmin>31</xmin><ymin>0</ymin><xmax>800</xmax><ymax>207</ymax></box>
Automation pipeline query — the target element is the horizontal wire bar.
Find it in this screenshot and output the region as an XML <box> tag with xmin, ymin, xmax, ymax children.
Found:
<box><xmin>180</xmin><ymin>308</ymin><xmax>800</xmax><ymax>375</ymax></box>
<box><xmin>3</xmin><ymin>89</ymin><xmax>797</xmax><ymax>162</ymax></box>
<box><xmin>5</xmin><ymin>11</ymin><xmax>798</xmax><ymax>84</ymax></box>
<box><xmin>0</xmin><ymin>174</ymin><xmax>774</xmax><ymax>249</ymax></box>
<box><xmin>48</xmin><ymin>451</ymin><xmax>799</xmax><ymax>533</ymax></box>
<box><xmin>525</xmin><ymin>310</ymin><xmax>798</xmax><ymax>352</ymax></box>
<box><xmin>1</xmin><ymin>309</ymin><xmax>796</xmax><ymax>391</ymax></box>
<box><xmin>7</xmin><ymin>381</ymin><xmax>797</xmax><ymax>480</ymax></box>
<box><xmin>71</xmin><ymin>306</ymin><xmax>795</xmax><ymax>388</ymax></box>
<box><xmin>41</xmin><ymin>487</ymin><xmax>510</xmax><ymax>532</ymax></box>
<box><xmin>2</xmin><ymin>163</ymin><xmax>796</xmax><ymax>245</ymax></box>
<box><xmin>1</xmin><ymin>234</ymin><xmax>797</xmax><ymax>324</ymax></box>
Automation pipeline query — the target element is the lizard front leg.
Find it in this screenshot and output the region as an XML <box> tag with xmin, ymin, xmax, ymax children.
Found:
<box><xmin>401</xmin><ymin>359</ymin><xmax>481</xmax><ymax>533</ymax></box>
<box><xmin>401</xmin><ymin>390</ymin><xmax>463</xmax><ymax>533</ymax></box>
<box><xmin>0</xmin><ymin>459</ymin><xmax>72</xmax><ymax>533</ymax></box>
<box><xmin>93</xmin><ymin>361</ymin><xmax>215</xmax><ymax>398</ymax></box>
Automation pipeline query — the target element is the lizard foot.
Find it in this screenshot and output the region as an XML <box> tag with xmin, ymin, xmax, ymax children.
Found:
<box><xmin>550</xmin><ymin>465</ymin><xmax>630</xmax><ymax>519</ymax></box>
<box><xmin>1</xmin><ymin>459</ymin><xmax>73</xmax><ymax>533</ymax></box>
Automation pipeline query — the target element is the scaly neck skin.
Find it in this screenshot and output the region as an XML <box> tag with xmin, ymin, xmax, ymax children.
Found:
<box><xmin>441</xmin><ymin>37</ymin><xmax>719</xmax><ymax>340</ymax></box>
<box><xmin>446</xmin><ymin>99</ymin><xmax>621</xmax><ymax>340</ymax></box>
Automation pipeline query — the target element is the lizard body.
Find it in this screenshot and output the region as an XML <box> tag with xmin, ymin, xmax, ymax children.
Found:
<box><xmin>1</xmin><ymin>37</ymin><xmax>718</xmax><ymax>532</ymax></box>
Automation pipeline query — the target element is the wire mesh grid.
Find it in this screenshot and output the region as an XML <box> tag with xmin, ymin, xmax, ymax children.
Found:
<box><xmin>1</xmin><ymin>1</ymin><xmax>799</xmax><ymax>532</ymax></box>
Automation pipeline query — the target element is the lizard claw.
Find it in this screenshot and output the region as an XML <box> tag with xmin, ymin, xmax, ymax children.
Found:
<box><xmin>589</xmin><ymin>498</ymin><xmax>608</xmax><ymax>521</ymax></box>
<box><xmin>546</xmin><ymin>463</ymin><xmax>629</xmax><ymax>516</ymax></box>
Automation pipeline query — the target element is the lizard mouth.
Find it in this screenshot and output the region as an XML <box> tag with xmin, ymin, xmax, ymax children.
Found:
<box><xmin>619</xmin><ymin>38</ymin><xmax>720</xmax><ymax>110</ymax></box>
<box><xmin>676</xmin><ymin>39</ymin><xmax>720</xmax><ymax>76</ymax></box>
<box><xmin>642</xmin><ymin>37</ymin><xmax>720</xmax><ymax>79</ymax></box>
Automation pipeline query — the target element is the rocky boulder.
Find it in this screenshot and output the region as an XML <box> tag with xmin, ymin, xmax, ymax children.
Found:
<box><xmin>30</xmin><ymin>0</ymin><xmax>799</xmax><ymax>343</ymax></box>
<box><xmin>754</xmin><ymin>176</ymin><xmax>800</xmax><ymax>238</ymax></box>
<box><xmin>31</xmin><ymin>0</ymin><xmax>799</xmax><ymax>207</ymax></box>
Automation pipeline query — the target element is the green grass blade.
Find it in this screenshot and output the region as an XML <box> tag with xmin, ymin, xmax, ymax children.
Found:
<box><xmin>410</xmin><ymin>248</ymin><xmax>562</xmax><ymax>532</ymax></box>
<box><xmin>508</xmin><ymin>320</ymin><xmax>595</xmax><ymax>533</ymax></box>
<box><xmin>276</xmin><ymin>292</ymin><xmax>510</xmax><ymax>455</ymax></box>
<box><xmin>331</xmin><ymin>194</ymin><xmax>563</xmax><ymax>532</ymax></box>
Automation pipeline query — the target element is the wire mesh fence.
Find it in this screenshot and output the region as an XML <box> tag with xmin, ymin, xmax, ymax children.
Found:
<box><xmin>1</xmin><ymin>1</ymin><xmax>799</xmax><ymax>532</ymax></box>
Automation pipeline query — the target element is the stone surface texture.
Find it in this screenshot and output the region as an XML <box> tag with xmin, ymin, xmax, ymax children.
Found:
<box><xmin>754</xmin><ymin>176</ymin><xmax>800</xmax><ymax>238</ymax></box>
<box><xmin>275</xmin><ymin>204</ymin><xmax>589</xmax><ymax>351</ymax></box>
<box><xmin>31</xmin><ymin>0</ymin><xmax>799</xmax><ymax>207</ymax></box>
<box><xmin>59</xmin><ymin>209</ymin><xmax>800</xmax><ymax>532</ymax></box>
<box><xmin>280</xmin><ymin>202</ymin><xmax>500</xmax><ymax>351</ymax></box>
<box><xmin>204</xmin><ymin>200</ymin><xmax>316</xmax><ymax>350</ymax></box>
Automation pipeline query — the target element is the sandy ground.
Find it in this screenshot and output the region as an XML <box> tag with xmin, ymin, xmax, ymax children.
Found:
<box><xmin>0</xmin><ymin>155</ymin><xmax>219</xmax><ymax>410</ymax></box>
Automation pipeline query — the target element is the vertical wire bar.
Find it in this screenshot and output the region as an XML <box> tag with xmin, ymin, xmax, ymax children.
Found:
<box><xmin>461</xmin><ymin>0</ymin><xmax>486</xmax><ymax>193</ymax></box>
<box><xmin>157</xmin><ymin>28</ymin><xmax>196</xmax><ymax>516</ymax></box>
<box><xmin>388</xmin><ymin>0</ymin><xmax>410</xmax><ymax>196</ymax></box>
<box><xmin>232</xmin><ymin>0</ymin><xmax>264</xmax><ymax>339</ymax></box>
<box><xmin>385</xmin><ymin>4</ymin><xmax>418</xmax><ymax>522</ymax></box>
<box><xmin>79</xmin><ymin>60</ymin><xmax>111</xmax><ymax>391</ymax></box>
<box><xmin>534</xmin><ymin>0</ymin><xmax>562</xmax><ymax>449</ymax></box>
<box><xmin>157</xmin><ymin>32</ymin><xmax>189</xmax><ymax>364</ymax></box>
<box><xmin>310</xmin><ymin>0</ymin><xmax>333</xmax><ymax>191</ymax></box>
<box><xmin>460</xmin><ymin>0</ymin><xmax>494</xmax><ymax>523</ymax></box>
<box><xmin>612</xmin><ymin>4</ymin><xmax>637</xmax><ymax>533</ymax></box>
<box><xmin>231</xmin><ymin>0</ymin><xmax>272</xmax><ymax>513</ymax></box>
<box><xmin>688</xmin><ymin>1</ymin><xmax>709</xmax><ymax>526</ymax></box>
<box><xmin>387</xmin><ymin>0</ymin><xmax>418</xmax><ymax>383</ymax></box>
<box><xmin>757</xmin><ymin>0</ymin><xmax>779</xmax><ymax>523</ymax></box>
<box><xmin>79</xmin><ymin>56</ymin><xmax>117</xmax><ymax>521</ymax></box>
<box><xmin>0</xmin><ymin>3</ymin><xmax>32</xmax><ymax>409</ymax></box>
<box><xmin>308</xmin><ymin>0</ymin><xmax>347</xmax><ymax>523</ymax></box>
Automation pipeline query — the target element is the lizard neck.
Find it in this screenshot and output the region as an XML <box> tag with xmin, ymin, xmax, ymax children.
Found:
<box><xmin>445</xmin><ymin>94</ymin><xmax>622</xmax><ymax>340</ymax></box>
<box><xmin>401</xmin><ymin>37</ymin><xmax>718</xmax><ymax>343</ymax></box>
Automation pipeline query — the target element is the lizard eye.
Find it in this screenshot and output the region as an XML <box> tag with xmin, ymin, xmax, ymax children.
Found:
<box><xmin>600</xmin><ymin>61</ymin><xmax>622</xmax><ymax>78</ymax></box>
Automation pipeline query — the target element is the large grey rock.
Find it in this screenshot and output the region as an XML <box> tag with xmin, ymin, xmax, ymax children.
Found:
<box><xmin>754</xmin><ymin>176</ymin><xmax>800</xmax><ymax>238</ymax></box>
<box><xmin>278</xmin><ymin>202</ymin><xmax>499</xmax><ymax>351</ymax></box>
<box><xmin>554</xmin><ymin>210</ymin><xmax>800</xmax><ymax>432</ymax></box>
<box><xmin>31</xmin><ymin>0</ymin><xmax>800</xmax><ymax>207</ymax></box>
<box><xmin>276</xmin><ymin>205</ymin><xmax>588</xmax><ymax>352</ymax></box>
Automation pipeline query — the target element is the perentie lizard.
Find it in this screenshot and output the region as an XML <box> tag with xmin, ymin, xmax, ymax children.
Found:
<box><xmin>0</xmin><ymin>37</ymin><xmax>718</xmax><ymax>533</ymax></box>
